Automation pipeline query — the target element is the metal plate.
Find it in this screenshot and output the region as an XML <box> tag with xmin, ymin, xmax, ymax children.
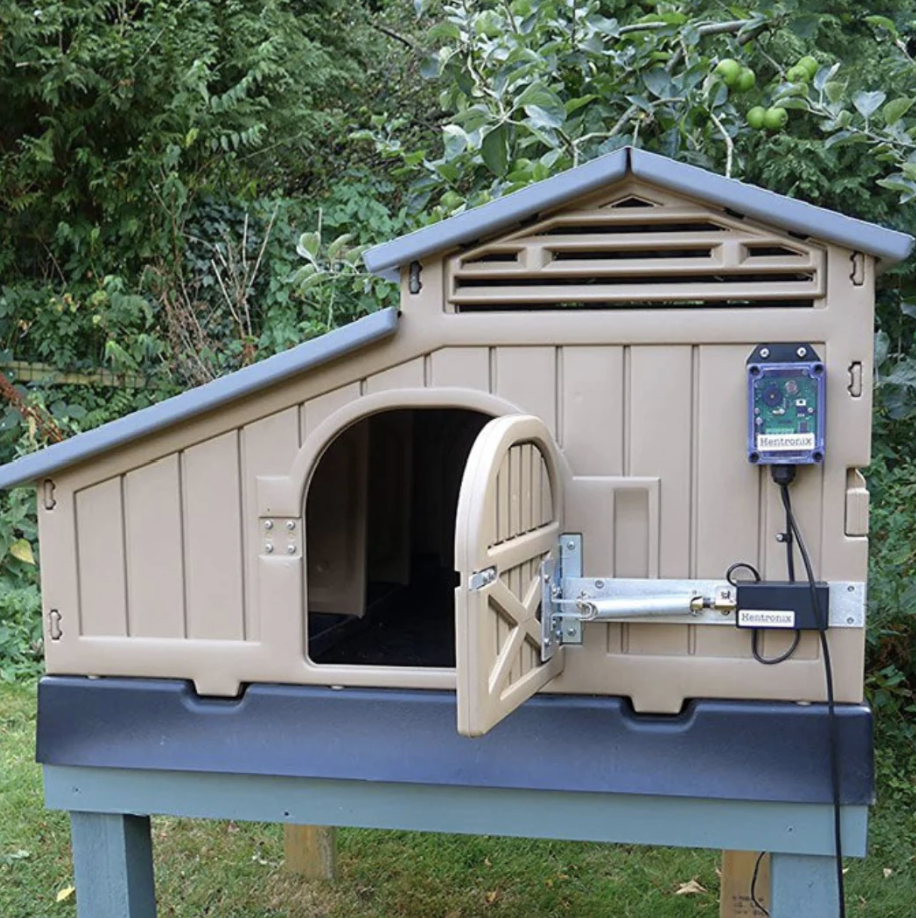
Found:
<box><xmin>562</xmin><ymin>578</ymin><xmax>865</xmax><ymax>628</ymax></box>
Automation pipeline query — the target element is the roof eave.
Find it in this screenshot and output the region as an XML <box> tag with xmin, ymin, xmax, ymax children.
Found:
<box><xmin>0</xmin><ymin>308</ymin><xmax>400</xmax><ymax>490</ymax></box>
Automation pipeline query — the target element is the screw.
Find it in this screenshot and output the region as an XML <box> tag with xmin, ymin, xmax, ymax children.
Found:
<box><xmin>566</xmin><ymin>540</ymin><xmax>576</xmax><ymax>551</ymax></box>
<box><xmin>595</xmin><ymin>579</ymin><xmax>605</xmax><ymax>589</ymax></box>
<box><xmin>808</xmin><ymin>406</ymin><xmax>815</xmax><ymax>414</ymax></box>
<box><xmin>776</xmin><ymin>533</ymin><xmax>786</xmax><ymax>543</ymax></box>
<box><xmin>567</xmin><ymin>627</ymin><xmax>577</xmax><ymax>636</ymax></box>
<box><xmin>797</xmin><ymin>346</ymin><xmax>807</xmax><ymax>358</ymax></box>
<box><xmin>287</xmin><ymin>544</ymin><xmax>296</xmax><ymax>554</ymax></box>
<box><xmin>760</xmin><ymin>347</ymin><xmax>770</xmax><ymax>358</ymax></box>
<box><xmin>264</xmin><ymin>520</ymin><xmax>274</xmax><ymax>530</ymax></box>
<box><xmin>848</xmin><ymin>585</ymin><xmax>855</xmax><ymax>592</ymax></box>
<box><xmin>846</xmin><ymin>616</ymin><xmax>854</xmax><ymax>625</ymax></box>
<box><xmin>265</xmin><ymin>543</ymin><xmax>274</xmax><ymax>554</ymax></box>
<box><xmin>286</xmin><ymin>520</ymin><xmax>296</xmax><ymax>531</ymax></box>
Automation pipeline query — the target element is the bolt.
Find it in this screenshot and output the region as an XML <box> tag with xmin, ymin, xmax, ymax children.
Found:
<box><xmin>760</xmin><ymin>347</ymin><xmax>770</xmax><ymax>358</ymax></box>
<box><xmin>264</xmin><ymin>520</ymin><xmax>274</xmax><ymax>530</ymax></box>
<box><xmin>797</xmin><ymin>346</ymin><xmax>807</xmax><ymax>358</ymax></box>
<box><xmin>265</xmin><ymin>543</ymin><xmax>274</xmax><ymax>554</ymax></box>
<box><xmin>567</xmin><ymin>627</ymin><xmax>577</xmax><ymax>636</ymax></box>
<box><xmin>287</xmin><ymin>544</ymin><xmax>296</xmax><ymax>554</ymax></box>
<box><xmin>286</xmin><ymin>520</ymin><xmax>296</xmax><ymax>531</ymax></box>
<box><xmin>776</xmin><ymin>533</ymin><xmax>786</xmax><ymax>543</ymax></box>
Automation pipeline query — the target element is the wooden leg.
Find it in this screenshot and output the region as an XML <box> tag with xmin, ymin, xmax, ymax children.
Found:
<box><xmin>282</xmin><ymin>825</ymin><xmax>337</xmax><ymax>880</ymax></box>
<box><xmin>770</xmin><ymin>853</ymin><xmax>839</xmax><ymax>918</ymax></box>
<box><xmin>719</xmin><ymin>850</ymin><xmax>769</xmax><ymax>917</ymax></box>
<box><xmin>70</xmin><ymin>812</ymin><xmax>157</xmax><ymax>918</ymax></box>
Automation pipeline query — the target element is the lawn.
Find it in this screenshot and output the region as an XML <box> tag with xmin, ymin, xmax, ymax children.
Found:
<box><xmin>1</xmin><ymin>682</ymin><xmax>914</xmax><ymax>918</ymax></box>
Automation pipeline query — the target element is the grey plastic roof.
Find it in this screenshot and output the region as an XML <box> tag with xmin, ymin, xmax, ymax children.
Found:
<box><xmin>364</xmin><ymin>146</ymin><xmax>914</xmax><ymax>280</ymax></box>
<box><xmin>0</xmin><ymin>308</ymin><xmax>399</xmax><ymax>490</ymax></box>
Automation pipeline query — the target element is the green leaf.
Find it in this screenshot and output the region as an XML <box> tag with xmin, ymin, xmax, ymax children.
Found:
<box><xmin>824</xmin><ymin>81</ymin><xmax>846</xmax><ymax>105</ymax></box>
<box><xmin>875</xmin><ymin>330</ymin><xmax>890</xmax><ymax>367</ymax></box>
<box><xmin>442</xmin><ymin>124</ymin><xmax>469</xmax><ymax>158</ymax></box>
<box><xmin>297</xmin><ymin>232</ymin><xmax>320</xmax><ymax>261</ymax></box>
<box><xmin>565</xmin><ymin>95</ymin><xmax>597</xmax><ymax>115</ymax></box>
<box><xmin>643</xmin><ymin>69</ymin><xmax>672</xmax><ymax>100</ymax></box>
<box><xmin>883</xmin><ymin>98</ymin><xmax>913</xmax><ymax>126</ymax></box>
<box><xmin>865</xmin><ymin>15</ymin><xmax>898</xmax><ymax>35</ymax></box>
<box><xmin>480</xmin><ymin>124</ymin><xmax>510</xmax><ymax>176</ymax></box>
<box><xmin>853</xmin><ymin>91</ymin><xmax>887</xmax><ymax>119</ymax></box>
<box><xmin>420</xmin><ymin>54</ymin><xmax>440</xmax><ymax>80</ymax></box>
<box><xmin>9</xmin><ymin>540</ymin><xmax>35</xmax><ymax>565</ymax></box>
<box><xmin>518</xmin><ymin>84</ymin><xmax>566</xmax><ymax>129</ymax></box>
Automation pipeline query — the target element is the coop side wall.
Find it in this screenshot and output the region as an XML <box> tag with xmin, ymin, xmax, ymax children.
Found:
<box><xmin>36</xmin><ymin>238</ymin><xmax>875</xmax><ymax>712</ymax></box>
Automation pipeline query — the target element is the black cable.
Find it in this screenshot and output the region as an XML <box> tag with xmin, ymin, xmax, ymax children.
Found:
<box><xmin>749</xmin><ymin>473</ymin><xmax>802</xmax><ymax>665</ymax></box>
<box><xmin>779</xmin><ymin>482</ymin><xmax>796</xmax><ymax>582</ymax></box>
<box><xmin>750</xmin><ymin>851</ymin><xmax>770</xmax><ymax>917</ymax></box>
<box><xmin>780</xmin><ymin>477</ymin><xmax>846</xmax><ymax>918</ymax></box>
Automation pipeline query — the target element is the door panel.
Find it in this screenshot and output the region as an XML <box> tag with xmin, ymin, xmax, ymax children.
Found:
<box><xmin>455</xmin><ymin>415</ymin><xmax>566</xmax><ymax>737</ymax></box>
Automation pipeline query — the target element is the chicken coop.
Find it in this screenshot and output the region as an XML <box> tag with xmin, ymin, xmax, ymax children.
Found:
<box><xmin>1</xmin><ymin>146</ymin><xmax>910</xmax><ymax>918</ymax></box>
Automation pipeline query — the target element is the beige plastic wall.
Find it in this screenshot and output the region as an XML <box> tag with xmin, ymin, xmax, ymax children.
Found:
<box><xmin>36</xmin><ymin>178</ymin><xmax>874</xmax><ymax>712</ymax></box>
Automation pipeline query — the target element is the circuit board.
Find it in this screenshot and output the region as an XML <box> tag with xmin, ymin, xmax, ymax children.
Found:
<box><xmin>747</xmin><ymin>345</ymin><xmax>825</xmax><ymax>465</ymax></box>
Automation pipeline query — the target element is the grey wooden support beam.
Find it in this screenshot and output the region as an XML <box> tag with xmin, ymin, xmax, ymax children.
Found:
<box><xmin>70</xmin><ymin>812</ymin><xmax>157</xmax><ymax>918</ymax></box>
<box><xmin>770</xmin><ymin>853</ymin><xmax>840</xmax><ymax>918</ymax></box>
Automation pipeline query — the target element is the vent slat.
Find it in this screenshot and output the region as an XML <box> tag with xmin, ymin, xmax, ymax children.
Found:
<box><xmin>447</xmin><ymin>201</ymin><xmax>824</xmax><ymax>313</ymax></box>
<box><xmin>451</xmin><ymin>280</ymin><xmax>822</xmax><ymax>305</ymax></box>
<box><xmin>455</xmin><ymin>261</ymin><xmax>818</xmax><ymax>280</ymax></box>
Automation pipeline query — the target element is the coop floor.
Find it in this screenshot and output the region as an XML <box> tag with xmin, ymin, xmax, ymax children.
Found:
<box><xmin>308</xmin><ymin>567</ymin><xmax>457</xmax><ymax>668</ymax></box>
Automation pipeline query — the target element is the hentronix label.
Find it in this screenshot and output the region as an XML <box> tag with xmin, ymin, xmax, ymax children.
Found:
<box><xmin>757</xmin><ymin>433</ymin><xmax>816</xmax><ymax>452</ymax></box>
<box><xmin>738</xmin><ymin>609</ymin><xmax>796</xmax><ymax>628</ymax></box>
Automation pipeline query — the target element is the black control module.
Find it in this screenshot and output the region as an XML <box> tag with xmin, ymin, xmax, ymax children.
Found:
<box><xmin>735</xmin><ymin>581</ymin><xmax>830</xmax><ymax>631</ymax></box>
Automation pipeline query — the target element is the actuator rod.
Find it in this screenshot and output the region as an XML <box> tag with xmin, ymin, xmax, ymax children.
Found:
<box><xmin>577</xmin><ymin>594</ymin><xmax>702</xmax><ymax>620</ymax></box>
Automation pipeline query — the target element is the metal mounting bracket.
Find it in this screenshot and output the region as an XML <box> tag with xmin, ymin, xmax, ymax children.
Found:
<box><xmin>540</xmin><ymin>534</ymin><xmax>866</xmax><ymax>662</ymax></box>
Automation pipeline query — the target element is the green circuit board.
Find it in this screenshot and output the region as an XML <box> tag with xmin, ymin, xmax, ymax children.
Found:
<box><xmin>752</xmin><ymin>370</ymin><xmax>820</xmax><ymax>438</ymax></box>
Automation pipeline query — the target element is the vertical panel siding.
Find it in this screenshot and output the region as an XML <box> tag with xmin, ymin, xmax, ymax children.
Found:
<box><xmin>241</xmin><ymin>408</ymin><xmax>301</xmax><ymax>640</ymax></box>
<box><xmin>695</xmin><ymin>345</ymin><xmax>761</xmax><ymax>577</ymax></box>
<box><xmin>75</xmin><ymin>478</ymin><xmax>128</xmax><ymax>637</ymax></box>
<box><xmin>366</xmin><ymin>358</ymin><xmax>425</xmax><ymax>393</ymax></box>
<box><xmin>628</xmin><ymin>347</ymin><xmax>693</xmax><ymax>576</ymax></box>
<box><xmin>182</xmin><ymin>431</ymin><xmax>245</xmax><ymax>640</ymax></box>
<box><xmin>495</xmin><ymin>347</ymin><xmax>556</xmax><ymax>432</ymax></box>
<box><xmin>624</xmin><ymin>347</ymin><xmax>692</xmax><ymax>655</ymax></box>
<box><xmin>693</xmin><ymin>345</ymin><xmax>765</xmax><ymax>659</ymax></box>
<box><xmin>123</xmin><ymin>456</ymin><xmax>185</xmax><ymax>638</ymax></box>
<box><xmin>430</xmin><ymin>348</ymin><xmax>490</xmax><ymax>390</ymax></box>
<box><xmin>300</xmin><ymin>382</ymin><xmax>361</xmax><ymax>440</ymax></box>
<box><xmin>560</xmin><ymin>346</ymin><xmax>624</xmax><ymax>475</ymax></box>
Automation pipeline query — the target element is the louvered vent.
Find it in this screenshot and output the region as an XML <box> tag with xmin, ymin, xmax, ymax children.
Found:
<box><xmin>447</xmin><ymin>204</ymin><xmax>825</xmax><ymax>312</ymax></box>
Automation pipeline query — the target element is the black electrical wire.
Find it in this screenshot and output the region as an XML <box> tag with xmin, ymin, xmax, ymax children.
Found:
<box><xmin>780</xmin><ymin>475</ymin><xmax>847</xmax><ymax>918</ymax></box>
<box><xmin>750</xmin><ymin>476</ymin><xmax>802</xmax><ymax>665</ymax></box>
<box><xmin>750</xmin><ymin>850</ymin><xmax>770</xmax><ymax>916</ymax></box>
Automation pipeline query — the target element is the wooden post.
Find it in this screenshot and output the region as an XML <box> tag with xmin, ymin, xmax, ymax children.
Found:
<box><xmin>720</xmin><ymin>851</ymin><xmax>769</xmax><ymax>918</ymax></box>
<box><xmin>282</xmin><ymin>825</ymin><xmax>337</xmax><ymax>880</ymax></box>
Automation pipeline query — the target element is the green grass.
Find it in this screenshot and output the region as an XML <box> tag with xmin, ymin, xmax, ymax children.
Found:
<box><xmin>2</xmin><ymin>682</ymin><xmax>914</xmax><ymax>917</ymax></box>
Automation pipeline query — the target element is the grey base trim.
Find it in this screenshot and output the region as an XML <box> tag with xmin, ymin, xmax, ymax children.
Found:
<box><xmin>36</xmin><ymin>677</ymin><xmax>874</xmax><ymax>805</ymax></box>
<box><xmin>44</xmin><ymin>766</ymin><xmax>869</xmax><ymax>857</ymax></box>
